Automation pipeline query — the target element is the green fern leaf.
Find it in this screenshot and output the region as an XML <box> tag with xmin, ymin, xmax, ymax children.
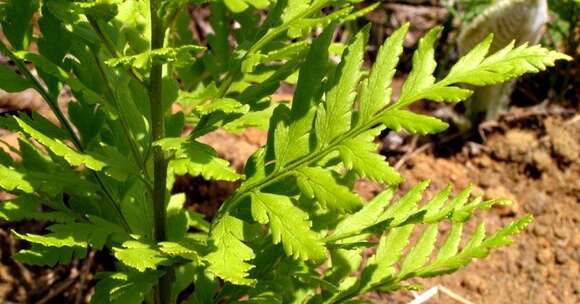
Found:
<box><xmin>194</xmin><ymin>98</ymin><xmax>250</xmax><ymax>115</ymax></box>
<box><xmin>416</xmin><ymin>216</ymin><xmax>532</xmax><ymax>278</ymax></box>
<box><xmin>12</xmin><ymin>230</ymin><xmax>85</xmax><ymax>248</ymax></box>
<box><xmin>417</xmin><ymin>86</ymin><xmax>474</xmax><ymax>103</ymax></box>
<box><xmin>155</xmin><ymin>137</ymin><xmax>242</xmax><ymax>181</ymax></box>
<box><xmin>166</xmin><ymin>193</ymin><xmax>188</xmax><ymax>241</ymax></box>
<box><xmin>295</xmin><ymin>167</ymin><xmax>363</xmax><ymax>213</ymax></box>
<box><xmin>484</xmin><ymin>215</ymin><xmax>532</xmax><ymax>248</ymax></box>
<box><xmin>435</xmin><ymin>222</ymin><xmax>464</xmax><ymax>262</ymax></box>
<box><xmin>379</xmin><ymin>110</ymin><xmax>449</xmax><ymax>135</ymax></box>
<box><xmin>380</xmin><ymin>180</ymin><xmax>430</xmax><ymax>225</ymax></box>
<box><xmin>205</xmin><ymin>214</ymin><xmax>256</xmax><ymax>286</ymax></box>
<box><xmin>315</xmin><ymin>26</ymin><xmax>368</xmax><ymax>147</ymax></box>
<box><xmin>439</xmin><ymin>185</ymin><xmax>472</xmax><ymax>218</ymax></box>
<box><xmin>0</xmin><ymin>164</ymin><xmax>34</xmax><ymax>193</ymax></box>
<box><xmin>251</xmin><ymin>191</ymin><xmax>326</xmax><ymax>261</ymax></box>
<box><xmin>398</xmin><ymin>27</ymin><xmax>442</xmax><ymax>105</ymax></box>
<box><xmin>364</xmin><ymin>225</ymin><xmax>414</xmax><ymax>286</ymax></box>
<box><xmin>338</xmin><ymin>135</ymin><xmax>402</xmax><ymax>185</ymax></box>
<box><xmin>113</xmin><ymin>241</ymin><xmax>167</xmax><ymax>272</ymax></box>
<box><xmin>159</xmin><ymin>240</ymin><xmax>203</xmax><ymax>264</ymax></box>
<box><xmin>14</xmin><ymin>217</ymin><xmax>127</xmax><ymax>250</ymax></box>
<box><xmin>187</xmin><ymin>210</ymin><xmax>211</xmax><ymax>233</ymax></box>
<box><xmin>14</xmin><ymin>51</ymin><xmax>108</xmax><ymax>106</ymax></box>
<box><xmin>329</xmin><ymin>188</ymin><xmax>395</xmax><ymax>242</ymax></box>
<box><xmin>275</xmin><ymin>27</ymin><xmax>333</xmax><ymax>168</ymax></box>
<box><xmin>15</xmin><ymin>245</ymin><xmax>81</xmax><ymax>267</ymax></box>
<box><xmin>281</xmin><ymin>0</ymin><xmax>312</xmax><ymax>22</ymax></box>
<box><xmin>450</xmin><ymin>34</ymin><xmax>494</xmax><ymax>78</ymax></box>
<box><xmin>15</xmin><ymin>117</ymin><xmax>106</xmax><ymax>171</ymax></box>
<box><xmin>456</xmin><ymin>197</ymin><xmax>512</xmax><ymax>221</ymax></box>
<box><xmin>359</xmin><ymin>23</ymin><xmax>409</xmax><ymax>122</ymax></box>
<box><xmin>287</xmin><ymin>6</ymin><xmax>351</xmax><ymax>38</ymax></box>
<box><xmin>399</xmin><ymin>225</ymin><xmax>438</xmax><ymax>277</ymax></box>
<box><xmin>0</xmin><ymin>196</ymin><xmax>70</xmax><ymax>222</ymax></box>
<box><xmin>444</xmin><ymin>41</ymin><xmax>572</xmax><ymax>86</ymax></box>
<box><xmin>92</xmin><ymin>271</ymin><xmax>160</xmax><ymax>304</ymax></box>
<box><xmin>223</xmin><ymin>0</ymin><xmax>269</xmax><ymax>13</ymax></box>
<box><xmin>0</xmin><ymin>65</ymin><xmax>32</xmax><ymax>92</ymax></box>
<box><xmin>106</xmin><ymin>45</ymin><xmax>205</xmax><ymax>71</ymax></box>
<box><xmin>242</xmin><ymin>41</ymin><xmax>309</xmax><ymax>73</ymax></box>
<box><xmin>421</xmin><ymin>185</ymin><xmax>451</xmax><ymax>220</ymax></box>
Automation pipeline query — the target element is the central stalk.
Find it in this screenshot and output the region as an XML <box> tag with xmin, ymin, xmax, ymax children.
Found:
<box><xmin>148</xmin><ymin>0</ymin><xmax>171</xmax><ymax>302</ymax></box>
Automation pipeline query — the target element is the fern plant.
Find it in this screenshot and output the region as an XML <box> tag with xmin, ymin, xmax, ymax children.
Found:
<box><xmin>0</xmin><ymin>1</ymin><xmax>570</xmax><ymax>303</ymax></box>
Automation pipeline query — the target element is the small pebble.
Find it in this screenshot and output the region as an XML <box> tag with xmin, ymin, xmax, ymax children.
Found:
<box><xmin>554</xmin><ymin>227</ymin><xmax>569</xmax><ymax>240</ymax></box>
<box><xmin>574</xmin><ymin>281</ymin><xmax>580</xmax><ymax>294</ymax></box>
<box><xmin>462</xmin><ymin>274</ymin><xmax>485</xmax><ymax>293</ymax></box>
<box><xmin>545</xmin><ymin>292</ymin><xmax>560</xmax><ymax>304</ymax></box>
<box><xmin>532</xmin><ymin>224</ymin><xmax>549</xmax><ymax>237</ymax></box>
<box><xmin>536</xmin><ymin>248</ymin><xmax>554</xmax><ymax>265</ymax></box>
<box><xmin>555</xmin><ymin>249</ymin><xmax>569</xmax><ymax>264</ymax></box>
<box><xmin>523</xmin><ymin>191</ymin><xmax>549</xmax><ymax>215</ymax></box>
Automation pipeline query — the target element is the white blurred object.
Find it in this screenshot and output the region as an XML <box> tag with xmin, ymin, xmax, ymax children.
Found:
<box><xmin>458</xmin><ymin>0</ymin><xmax>549</xmax><ymax>121</ymax></box>
<box><xmin>409</xmin><ymin>285</ymin><xmax>475</xmax><ymax>304</ymax></box>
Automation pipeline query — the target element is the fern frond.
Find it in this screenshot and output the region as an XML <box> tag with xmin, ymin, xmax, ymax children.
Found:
<box><xmin>325</xmin><ymin>183</ymin><xmax>531</xmax><ymax>300</ymax></box>
<box><xmin>358</xmin><ymin>23</ymin><xmax>409</xmax><ymax>123</ymax></box>
<box><xmin>250</xmin><ymin>191</ymin><xmax>326</xmax><ymax>261</ymax></box>
<box><xmin>91</xmin><ymin>271</ymin><xmax>161</xmax><ymax>304</ymax></box>
<box><xmin>159</xmin><ymin>240</ymin><xmax>204</xmax><ymax>264</ymax></box>
<box><xmin>14</xmin><ymin>245</ymin><xmax>82</xmax><ymax>267</ymax></box>
<box><xmin>106</xmin><ymin>45</ymin><xmax>205</xmax><ymax>71</ymax></box>
<box><xmin>113</xmin><ymin>241</ymin><xmax>167</xmax><ymax>272</ymax></box>
<box><xmin>295</xmin><ymin>166</ymin><xmax>363</xmax><ymax>213</ymax></box>
<box><xmin>14</xmin><ymin>216</ymin><xmax>128</xmax><ymax>251</ymax></box>
<box><xmin>398</xmin><ymin>27</ymin><xmax>442</xmax><ymax>105</ymax></box>
<box><xmin>328</xmin><ymin>188</ymin><xmax>395</xmax><ymax>242</ymax></box>
<box><xmin>287</xmin><ymin>6</ymin><xmax>352</xmax><ymax>38</ymax></box>
<box><xmin>0</xmin><ymin>164</ymin><xmax>34</xmax><ymax>193</ymax></box>
<box><xmin>155</xmin><ymin>137</ymin><xmax>242</xmax><ymax>181</ymax></box>
<box><xmin>0</xmin><ymin>64</ymin><xmax>32</xmax><ymax>92</ymax></box>
<box><xmin>15</xmin><ymin>117</ymin><xmax>106</xmax><ymax>171</ymax></box>
<box><xmin>315</xmin><ymin>26</ymin><xmax>368</xmax><ymax>147</ymax></box>
<box><xmin>338</xmin><ymin>136</ymin><xmax>403</xmax><ymax>185</ymax></box>
<box><xmin>205</xmin><ymin>214</ymin><xmax>256</xmax><ymax>286</ymax></box>
<box><xmin>223</xmin><ymin>0</ymin><xmax>269</xmax><ymax>13</ymax></box>
<box><xmin>194</xmin><ymin>98</ymin><xmax>250</xmax><ymax>115</ymax></box>
<box><xmin>14</xmin><ymin>51</ymin><xmax>109</xmax><ymax>107</ymax></box>
<box><xmin>379</xmin><ymin>110</ymin><xmax>449</xmax><ymax>135</ymax></box>
<box><xmin>444</xmin><ymin>41</ymin><xmax>572</xmax><ymax>86</ymax></box>
<box><xmin>0</xmin><ymin>196</ymin><xmax>70</xmax><ymax>223</ymax></box>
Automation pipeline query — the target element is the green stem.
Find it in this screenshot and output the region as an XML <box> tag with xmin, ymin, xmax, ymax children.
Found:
<box><xmin>0</xmin><ymin>41</ymin><xmax>131</xmax><ymax>232</ymax></box>
<box><xmin>148</xmin><ymin>0</ymin><xmax>172</xmax><ymax>303</ymax></box>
